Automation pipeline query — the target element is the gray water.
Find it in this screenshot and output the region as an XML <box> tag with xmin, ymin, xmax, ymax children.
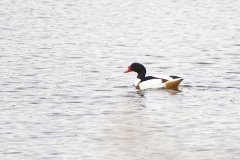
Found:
<box><xmin>1</xmin><ymin>0</ymin><xmax>240</xmax><ymax>159</ymax></box>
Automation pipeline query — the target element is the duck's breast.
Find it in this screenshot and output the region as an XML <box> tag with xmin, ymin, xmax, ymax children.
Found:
<box><xmin>134</xmin><ymin>78</ymin><xmax>141</xmax><ymax>86</ymax></box>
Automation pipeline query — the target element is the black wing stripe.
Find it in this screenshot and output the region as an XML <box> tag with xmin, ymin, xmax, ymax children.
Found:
<box><xmin>140</xmin><ymin>76</ymin><xmax>160</xmax><ymax>82</ymax></box>
<box><xmin>169</xmin><ymin>75</ymin><xmax>181</xmax><ymax>79</ymax></box>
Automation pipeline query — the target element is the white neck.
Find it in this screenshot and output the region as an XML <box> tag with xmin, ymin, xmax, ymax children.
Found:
<box><xmin>134</xmin><ymin>78</ymin><xmax>141</xmax><ymax>86</ymax></box>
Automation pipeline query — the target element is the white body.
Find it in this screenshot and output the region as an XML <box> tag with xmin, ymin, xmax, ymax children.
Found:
<box><xmin>135</xmin><ymin>78</ymin><xmax>165</xmax><ymax>89</ymax></box>
<box><xmin>134</xmin><ymin>75</ymin><xmax>183</xmax><ymax>90</ymax></box>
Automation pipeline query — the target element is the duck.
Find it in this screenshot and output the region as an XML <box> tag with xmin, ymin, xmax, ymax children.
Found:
<box><xmin>124</xmin><ymin>63</ymin><xmax>183</xmax><ymax>90</ymax></box>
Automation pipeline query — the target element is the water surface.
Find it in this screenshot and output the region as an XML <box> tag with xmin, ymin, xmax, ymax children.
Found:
<box><xmin>1</xmin><ymin>0</ymin><xmax>240</xmax><ymax>159</ymax></box>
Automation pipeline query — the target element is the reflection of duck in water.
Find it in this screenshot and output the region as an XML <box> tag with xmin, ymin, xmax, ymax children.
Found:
<box><xmin>124</xmin><ymin>63</ymin><xmax>183</xmax><ymax>90</ymax></box>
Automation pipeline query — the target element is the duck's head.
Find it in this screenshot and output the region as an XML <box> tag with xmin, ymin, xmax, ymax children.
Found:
<box><xmin>124</xmin><ymin>63</ymin><xmax>146</xmax><ymax>79</ymax></box>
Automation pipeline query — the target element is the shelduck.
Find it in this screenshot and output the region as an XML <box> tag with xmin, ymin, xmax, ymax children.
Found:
<box><xmin>124</xmin><ymin>63</ymin><xmax>183</xmax><ymax>90</ymax></box>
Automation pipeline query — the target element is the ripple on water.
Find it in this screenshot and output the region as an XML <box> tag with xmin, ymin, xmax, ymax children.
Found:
<box><xmin>1</xmin><ymin>0</ymin><xmax>240</xmax><ymax>159</ymax></box>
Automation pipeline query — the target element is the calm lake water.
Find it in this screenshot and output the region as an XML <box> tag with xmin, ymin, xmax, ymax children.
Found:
<box><xmin>1</xmin><ymin>0</ymin><xmax>240</xmax><ymax>159</ymax></box>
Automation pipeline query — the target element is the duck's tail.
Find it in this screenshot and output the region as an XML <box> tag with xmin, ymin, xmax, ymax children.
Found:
<box><xmin>164</xmin><ymin>78</ymin><xmax>183</xmax><ymax>89</ymax></box>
